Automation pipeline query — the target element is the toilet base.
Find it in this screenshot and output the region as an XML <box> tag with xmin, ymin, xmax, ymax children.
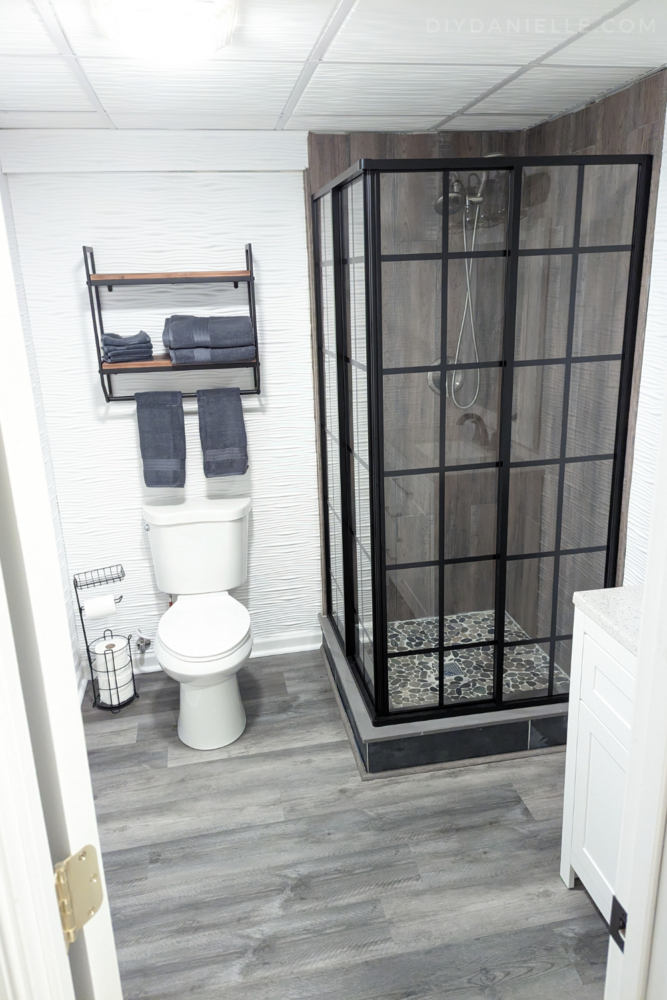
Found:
<box><xmin>177</xmin><ymin>674</ymin><xmax>247</xmax><ymax>750</ymax></box>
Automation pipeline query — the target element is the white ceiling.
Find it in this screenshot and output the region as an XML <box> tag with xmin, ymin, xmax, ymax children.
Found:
<box><xmin>0</xmin><ymin>0</ymin><xmax>665</xmax><ymax>131</ymax></box>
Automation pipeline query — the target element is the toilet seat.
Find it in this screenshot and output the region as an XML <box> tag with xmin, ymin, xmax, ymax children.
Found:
<box><xmin>157</xmin><ymin>592</ymin><xmax>251</xmax><ymax>663</ymax></box>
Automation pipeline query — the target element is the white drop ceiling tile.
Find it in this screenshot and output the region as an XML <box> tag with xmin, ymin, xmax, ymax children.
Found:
<box><xmin>51</xmin><ymin>0</ymin><xmax>333</xmax><ymax>61</ymax></box>
<box><xmin>448</xmin><ymin>113</ymin><xmax>549</xmax><ymax>130</ymax></box>
<box><xmin>108</xmin><ymin>112</ymin><xmax>289</xmax><ymax>129</ymax></box>
<box><xmin>286</xmin><ymin>114</ymin><xmax>440</xmax><ymax>131</ymax></box>
<box><xmin>0</xmin><ymin>0</ymin><xmax>58</xmax><ymax>54</ymax></box>
<box><xmin>295</xmin><ymin>63</ymin><xmax>521</xmax><ymax>117</ymax></box>
<box><xmin>474</xmin><ymin>65</ymin><xmax>656</xmax><ymax>115</ymax></box>
<box><xmin>80</xmin><ymin>58</ymin><xmax>301</xmax><ymax>117</ymax></box>
<box><xmin>0</xmin><ymin>111</ymin><xmax>106</xmax><ymax>128</ymax></box>
<box><xmin>327</xmin><ymin>0</ymin><xmax>623</xmax><ymax>64</ymax></box>
<box><xmin>0</xmin><ymin>57</ymin><xmax>91</xmax><ymax>111</ymax></box>
<box><xmin>543</xmin><ymin>0</ymin><xmax>667</xmax><ymax>66</ymax></box>
<box><xmin>212</xmin><ymin>0</ymin><xmax>341</xmax><ymax>62</ymax></box>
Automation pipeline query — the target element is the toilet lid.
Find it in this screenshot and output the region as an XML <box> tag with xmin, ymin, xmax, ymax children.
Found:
<box><xmin>158</xmin><ymin>593</ymin><xmax>251</xmax><ymax>661</ymax></box>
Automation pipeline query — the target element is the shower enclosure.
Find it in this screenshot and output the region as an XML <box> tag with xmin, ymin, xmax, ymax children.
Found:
<box><xmin>314</xmin><ymin>155</ymin><xmax>651</xmax><ymax>725</ymax></box>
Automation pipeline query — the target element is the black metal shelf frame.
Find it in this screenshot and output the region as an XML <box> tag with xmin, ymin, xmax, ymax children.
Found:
<box><xmin>83</xmin><ymin>244</ymin><xmax>261</xmax><ymax>401</ymax></box>
<box><xmin>314</xmin><ymin>154</ymin><xmax>653</xmax><ymax>727</ymax></box>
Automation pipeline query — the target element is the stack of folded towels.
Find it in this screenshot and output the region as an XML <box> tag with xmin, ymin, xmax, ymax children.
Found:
<box><xmin>102</xmin><ymin>331</ymin><xmax>154</xmax><ymax>364</ymax></box>
<box><xmin>162</xmin><ymin>315</ymin><xmax>255</xmax><ymax>365</ymax></box>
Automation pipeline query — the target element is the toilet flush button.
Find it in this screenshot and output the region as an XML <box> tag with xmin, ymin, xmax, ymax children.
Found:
<box><xmin>143</xmin><ymin>522</ymin><xmax>150</xmax><ymax>531</ymax></box>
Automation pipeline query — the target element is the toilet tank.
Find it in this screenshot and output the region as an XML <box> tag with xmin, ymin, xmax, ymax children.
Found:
<box><xmin>142</xmin><ymin>498</ymin><xmax>251</xmax><ymax>595</ymax></box>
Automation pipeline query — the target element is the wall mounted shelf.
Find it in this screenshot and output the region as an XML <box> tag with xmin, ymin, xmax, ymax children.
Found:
<box><xmin>84</xmin><ymin>244</ymin><xmax>260</xmax><ymax>402</ymax></box>
<box><xmin>90</xmin><ymin>270</ymin><xmax>251</xmax><ymax>289</ymax></box>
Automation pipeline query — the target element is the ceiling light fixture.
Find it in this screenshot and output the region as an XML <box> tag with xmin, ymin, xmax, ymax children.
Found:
<box><xmin>94</xmin><ymin>0</ymin><xmax>237</xmax><ymax>65</ymax></box>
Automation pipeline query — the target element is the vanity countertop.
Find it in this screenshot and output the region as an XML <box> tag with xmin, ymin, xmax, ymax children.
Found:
<box><xmin>573</xmin><ymin>585</ymin><xmax>643</xmax><ymax>655</ymax></box>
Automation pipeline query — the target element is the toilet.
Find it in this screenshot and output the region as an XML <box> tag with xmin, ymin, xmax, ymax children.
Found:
<box><xmin>142</xmin><ymin>497</ymin><xmax>252</xmax><ymax>751</ymax></box>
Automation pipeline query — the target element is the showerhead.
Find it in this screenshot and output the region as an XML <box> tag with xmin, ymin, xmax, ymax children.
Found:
<box><xmin>434</xmin><ymin>174</ymin><xmax>465</xmax><ymax>216</ymax></box>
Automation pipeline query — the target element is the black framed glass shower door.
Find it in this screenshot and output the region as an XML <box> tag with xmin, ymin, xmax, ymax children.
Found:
<box><xmin>314</xmin><ymin>155</ymin><xmax>651</xmax><ymax>725</ymax></box>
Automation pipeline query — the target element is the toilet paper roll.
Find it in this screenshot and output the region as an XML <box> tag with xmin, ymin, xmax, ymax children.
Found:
<box><xmin>93</xmin><ymin>637</ymin><xmax>130</xmax><ymax>673</ymax></box>
<box><xmin>92</xmin><ymin>635</ymin><xmax>133</xmax><ymax>706</ymax></box>
<box><xmin>84</xmin><ymin>594</ymin><xmax>117</xmax><ymax>621</ymax></box>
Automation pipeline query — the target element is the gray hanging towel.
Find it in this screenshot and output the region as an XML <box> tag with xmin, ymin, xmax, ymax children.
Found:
<box><xmin>169</xmin><ymin>345</ymin><xmax>255</xmax><ymax>365</ymax></box>
<box><xmin>197</xmin><ymin>388</ymin><xmax>248</xmax><ymax>478</ymax></box>
<box><xmin>135</xmin><ymin>391</ymin><xmax>186</xmax><ymax>488</ymax></box>
<box><xmin>163</xmin><ymin>315</ymin><xmax>254</xmax><ymax>350</ymax></box>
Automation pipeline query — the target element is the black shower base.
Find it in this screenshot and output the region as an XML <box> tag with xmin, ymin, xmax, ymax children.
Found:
<box><xmin>320</xmin><ymin>615</ymin><xmax>568</xmax><ymax>774</ymax></box>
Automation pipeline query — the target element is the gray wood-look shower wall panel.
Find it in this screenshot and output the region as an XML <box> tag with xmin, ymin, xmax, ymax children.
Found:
<box><xmin>307</xmin><ymin>69</ymin><xmax>667</xmax><ymax>597</ymax></box>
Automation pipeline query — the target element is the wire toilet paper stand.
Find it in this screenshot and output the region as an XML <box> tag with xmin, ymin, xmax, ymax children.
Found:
<box><xmin>73</xmin><ymin>564</ymin><xmax>138</xmax><ymax>712</ymax></box>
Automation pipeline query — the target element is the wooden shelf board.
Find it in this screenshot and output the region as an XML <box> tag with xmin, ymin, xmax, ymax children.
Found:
<box><xmin>101</xmin><ymin>357</ymin><xmax>257</xmax><ymax>372</ymax></box>
<box><xmin>91</xmin><ymin>269</ymin><xmax>250</xmax><ymax>283</ymax></box>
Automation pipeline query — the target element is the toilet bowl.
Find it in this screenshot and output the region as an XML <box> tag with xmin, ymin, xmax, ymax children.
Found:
<box><xmin>155</xmin><ymin>592</ymin><xmax>252</xmax><ymax>750</ymax></box>
<box><xmin>142</xmin><ymin>497</ymin><xmax>253</xmax><ymax>751</ymax></box>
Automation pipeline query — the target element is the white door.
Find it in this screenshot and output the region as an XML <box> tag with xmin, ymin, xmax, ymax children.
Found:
<box><xmin>0</xmin><ymin>184</ymin><xmax>122</xmax><ymax>999</ymax></box>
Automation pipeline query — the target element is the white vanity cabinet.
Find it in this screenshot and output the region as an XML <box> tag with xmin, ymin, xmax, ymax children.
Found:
<box><xmin>560</xmin><ymin>587</ymin><xmax>642</xmax><ymax>922</ymax></box>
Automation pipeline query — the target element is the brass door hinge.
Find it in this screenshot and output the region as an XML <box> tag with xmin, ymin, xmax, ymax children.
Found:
<box><xmin>54</xmin><ymin>845</ymin><xmax>103</xmax><ymax>950</ymax></box>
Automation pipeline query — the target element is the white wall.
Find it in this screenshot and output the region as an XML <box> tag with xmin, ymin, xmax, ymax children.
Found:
<box><xmin>624</xmin><ymin>127</ymin><xmax>667</xmax><ymax>587</ymax></box>
<box><xmin>0</xmin><ymin>130</ymin><xmax>322</xmax><ymax>664</ymax></box>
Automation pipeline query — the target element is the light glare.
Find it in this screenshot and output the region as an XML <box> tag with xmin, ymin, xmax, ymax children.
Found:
<box><xmin>94</xmin><ymin>0</ymin><xmax>237</xmax><ymax>65</ymax></box>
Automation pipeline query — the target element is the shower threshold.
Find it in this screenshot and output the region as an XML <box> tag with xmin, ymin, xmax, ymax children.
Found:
<box><xmin>321</xmin><ymin>614</ymin><xmax>568</xmax><ymax>774</ymax></box>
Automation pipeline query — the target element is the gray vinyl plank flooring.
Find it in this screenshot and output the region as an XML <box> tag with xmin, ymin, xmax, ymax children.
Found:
<box><xmin>82</xmin><ymin>649</ymin><xmax>607</xmax><ymax>1000</ymax></box>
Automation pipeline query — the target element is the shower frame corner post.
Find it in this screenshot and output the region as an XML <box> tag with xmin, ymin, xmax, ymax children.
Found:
<box><xmin>312</xmin><ymin>197</ymin><xmax>334</xmax><ymax>626</ymax></box>
<box><xmin>493</xmin><ymin>166</ymin><xmax>524</xmax><ymax>707</ymax></box>
<box><xmin>437</xmin><ymin>170</ymin><xmax>450</xmax><ymax>710</ymax></box>
<box><xmin>607</xmin><ymin>155</ymin><xmax>653</xmax><ymax>587</ymax></box>
<box><xmin>331</xmin><ymin>183</ymin><xmax>356</xmax><ymax>660</ymax></box>
<box><xmin>365</xmin><ymin>168</ymin><xmax>389</xmax><ymax>716</ymax></box>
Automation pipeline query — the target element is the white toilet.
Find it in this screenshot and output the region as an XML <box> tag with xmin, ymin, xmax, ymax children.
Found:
<box><xmin>142</xmin><ymin>497</ymin><xmax>253</xmax><ymax>751</ymax></box>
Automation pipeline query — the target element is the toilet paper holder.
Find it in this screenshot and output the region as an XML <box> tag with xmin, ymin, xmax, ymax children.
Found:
<box><xmin>73</xmin><ymin>564</ymin><xmax>138</xmax><ymax>713</ymax></box>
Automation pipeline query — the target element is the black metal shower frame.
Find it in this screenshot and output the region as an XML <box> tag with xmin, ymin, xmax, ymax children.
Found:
<box><xmin>314</xmin><ymin>154</ymin><xmax>652</xmax><ymax>726</ymax></box>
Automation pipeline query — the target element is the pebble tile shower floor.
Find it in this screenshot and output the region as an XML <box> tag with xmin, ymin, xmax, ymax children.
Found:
<box><xmin>83</xmin><ymin>649</ymin><xmax>605</xmax><ymax>999</ymax></box>
<box><xmin>388</xmin><ymin>611</ymin><xmax>569</xmax><ymax>710</ymax></box>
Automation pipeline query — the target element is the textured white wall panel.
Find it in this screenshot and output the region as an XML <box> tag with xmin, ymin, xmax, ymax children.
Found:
<box><xmin>5</xmin><ymin>168</ymin><xmax>322</xmax><ymax>660</ymax></box>
<box><xmin>326</xmin><ymin>0</ymin><xmax>622</xmax><ymax>64</ymax></box>
<box><xmin>0</xmin><ymin>55</ymin><xmax>91</xmax><ymax>112</ymax></box>
<box><xmin>0</xmin><ymin>130</ymin><xmax>308</xmax><ymax>173</ymax></box>
<box><xmin>295</xmin><ymin>63</ymin><xmax>520</xmax><ymax>118</ymax></box>
<box><xmin>625</xmin><ymin>128</ymin><xmax>667</xmax><ymax>586</ymax></box>
<box><xmin>474</xmin><ymin>65</ymin><xmax>655</xmax><ymax>115</ymax></box>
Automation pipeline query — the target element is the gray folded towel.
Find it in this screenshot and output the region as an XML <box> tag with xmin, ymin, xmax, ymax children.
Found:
<box><xmin>103</xmin><ymin>331</ymin><xmax>152</xmax><ymax>347</ymax></box>
<box><xmin>197</xmin><ymin>388</ymin><xmax>248</xmax><ymax>478</ymax></box>
<box><xmin>169</xmin><ymin>345</ymin><xmax>255</xmax><ymax>365</ymax></box>
<box><xmin>104</xmin><ymin>348</ymin><xmax>154</xmax><ymax>362</ymax></box>
<box><xmin>135</xmin><ymin>392</ymin><xmax>186</xmax><ymax>488</ymax></box>
<box><xmin>163</xmin><ymin>315</ymin><xmax>254</xmax><ymax>350</ymax></box>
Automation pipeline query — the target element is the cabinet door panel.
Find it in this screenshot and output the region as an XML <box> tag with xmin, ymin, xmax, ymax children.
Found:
<box><xmin>581</xmin><ymin>632</ymin><xmax>634</xmax><ymax>748</ymax></box>
<box><xmin>571</xmin><ymin>703</ymin><xmax>628</xmax><ymax>920</ymax></box>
